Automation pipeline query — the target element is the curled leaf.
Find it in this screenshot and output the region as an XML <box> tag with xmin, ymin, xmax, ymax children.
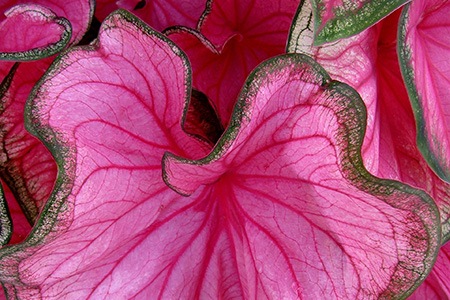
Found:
<box><xmin>0</xmin><ymin>182</ymin><xmax>31</xmax><ymax>245</ymax></box>
<box><xmin>288</xmin><ymin>1</ymin><xmax>450</xmax><ymax>243</ymax></box>
<box><xmin>0</xmin><ymin>8</ymin><xmax>440</xmax><ymax>300</ymax></box>
<box><xmin>398</xmin><ymin>0</ymin><xmax>450</xmax><ymax>183</ymax></box>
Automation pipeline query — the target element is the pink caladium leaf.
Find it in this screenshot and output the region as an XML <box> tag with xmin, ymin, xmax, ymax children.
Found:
<box><xmin>409</xmin><ymin>242</ymin><xmax>450</xmax><ymax>299</ymax></box>
<box><xmin>95</xmin><ymin>0</ymin><xmax>207</xmax><ymax>31</ymax></box>
<box><xmin>166</xmin><ymin>0</ymin><xmax>299</xmax><ymax>126</ymax></box>
<box><xmin>398</xmin><ymin>0</ymin><xmax>450</xmax><ymax>183</ymax></box>
<box><xmin>288</xmin><ymin>2</ymin><xmax>450</xmax><ymax>242</ymax></box>
<box><xmin>0</xmin><ymin>59</ymin><xmax>57</xmax><ymax>224</ymax></box>
<box><xmin>0</xmin><ymin>4</ymin><xmax>71</xmax><ymax>61</ymax></box>
<box><xmin>164</xmin><ymin>54</ymin><xmax>440</xmax><ymax>298</ymax></box>
<box><xmin>310</xmin><ymin>0</ymin><xmax>410</xmax><ymax>45</ymax></box>
<box><xmin>0</xmin><ymin>9</ymin><xmax>440</xmax><ymax>299</ymax></box>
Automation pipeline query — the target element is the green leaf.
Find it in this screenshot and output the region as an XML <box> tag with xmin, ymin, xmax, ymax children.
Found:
<box><xmin>311</xmin><ymin>0</ymin><xmax>409</xmax><ymax>45</ymax></box>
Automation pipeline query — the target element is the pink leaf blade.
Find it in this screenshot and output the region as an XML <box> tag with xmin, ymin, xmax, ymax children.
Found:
<box><xmin>0</xmin><ymin>4</ymin><xmax>71</xmax><ymax>61</ymax></box>
<box><xmin>95</xmin><ymin>0</ymin><xmax>207</xmax><ymax>31</ymax></box>
<box><xmin>198</xmin><ymin>0</ymin><xmax>299</xmax><ymax>49</ymax></box>
<box><xmin>166</xmin><ymin>0</ymin><xmax>299</xmax><ymax>126</ymax></box>
<box><xmin>1</xmin><ymin>0</ymin><xmax>95</xmax><ymax>45</ymax></box>
<box><xmin>166</xmin><ymin>27</ymin><xmax>253</xmax><ymax>127</ymax></box>
<box><xmin>164</xmin><ymin>54</ymin><xmax>441</xmax><ymax>298</ymax></box>
<box><xmin>0</xmin><ymin>9</ymin><xmax>215</xmax><ymax>298</ymax></box>
<box><xmin>0</xmin><ymin>182</ymin><xmax>31</xmax><ymax>245</ymax></box>
<box><xmin>287</xmin><ymin>0</ymin><xmax>381</xmax><ymax>175</ymax></box>
<box><xmin>288</xmin><ymin>3</ymin><xmax>450</xmax><ymax>243</ymax></box>
<box><xmin>311</xmin><ymin>0</ymin><xmax>410</xmax><ymax>45</ymax></box>
<box><xmin>398</xmin><ymin>0</ymin><xmax>450</xmax><ymax>183</ymax></box>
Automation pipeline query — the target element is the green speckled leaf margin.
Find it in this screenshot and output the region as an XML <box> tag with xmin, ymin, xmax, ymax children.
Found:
<box><xmin>0</xmin><ymin>8</ymin><xmax>72</xmax><ymax>61</ymax></box>
<box><xmin>163</xmin><ymin>53</ymin><xmax>441</xmax><ymax>297</ymax></box>
<box><xmin>0</xmin><ymin>9</ymin><xmax>193</xmax><ymax>291</ymax></box>
<box><xmin>311</xmin><ymin>0</ymin><xmax>409</xmax><ymax>45</ymax></box>
<box><xmin>398</xmin><ymin>3</ymin><xmax>450</xmax><ymax>183</ymax></box>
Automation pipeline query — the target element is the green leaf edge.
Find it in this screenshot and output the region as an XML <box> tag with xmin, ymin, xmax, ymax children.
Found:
<box><xmin>0</xmin><ymin>7</ymin><xmax>72</xmax><ymax>62</ymax></box>
<box><xmin>163</xmin><ymin>53</ymin><xmax>441</xmax><ymax>298</ymax></box>
<box><xmin>397</xmin><ymin>3</ymin><xmax>450</xmax><ymax>184</ymax></box>
<box><xmin>0</xmin><ymin>8</ymin><xmax>193</xmax><ymax>289</ymax></box>
<box><xmin>0</xmin><ymin>183</ymin><xmax>11</xmax><ymax>247</ymax></box>
<box><xmin>312</xmin><ymin>0</ymin><xmax>409</xmax><ymax>45</ymax></box>
<box><xmin>0</xmin><ymin>8</ymin><xmax>440</xmax><ymax>298</ymax></box>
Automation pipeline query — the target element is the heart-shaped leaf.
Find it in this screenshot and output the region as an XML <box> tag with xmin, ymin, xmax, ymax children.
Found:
<box><xmin>398</xmin><ymin>0</ymin><xmax>450</xmax><ymax>183</ymax></box>
<box><xmin>0</xmin><ymin>4</ymin><xmax>71</xmax><ymax>61</ymax></box>
<box><xmin>311</xmin><ymin>0</ymin><xmax>409</xmax><ymax>45</ymax></box>
<box><xmin>0</xmin><ymin>9</ymin><xmax>440</xmax><ymax>299</ymax></box>
<box><xmin>288</xmin><ymin>1</ymin><xmax>450</xmax><ymax>243</ymax></box>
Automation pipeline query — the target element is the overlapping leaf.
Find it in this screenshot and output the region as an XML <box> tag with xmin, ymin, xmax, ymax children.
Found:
<box><xmin>0</xmin><ymin>5</ymin><xmax>71</xmax><ymax>61</ymax></box>
<box><xmin>164</xmin><ymin>53</ymin><xmax>440</xmax><ymax>298</ymax></box>
<box><xmin>398</xmin><ymin>0</ymin><xmax>450</xmax><ymax>183</ymax></box>
<box><xmin>288</xmin><ymin>0</ymin><xmax>450</xmax><ymax>243</ymax></box>
<box><xmin>166</xmin><ymin>0</ymin><xmax>299</xmax><ymax>126</ymax></box>
<box><xmin>0</xmin><ymin>184</ymin><xmax>10</xmax><ymax>247</ymax></box>
<box><xmin>310</xmin><ymin>0</ymin><xmax>409</xmax><ymax>45</ymax></box>
<box><xmin>0</xmin><ymin>10</ymin><xmax>440</xmax><ymax>299</ymax></box>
